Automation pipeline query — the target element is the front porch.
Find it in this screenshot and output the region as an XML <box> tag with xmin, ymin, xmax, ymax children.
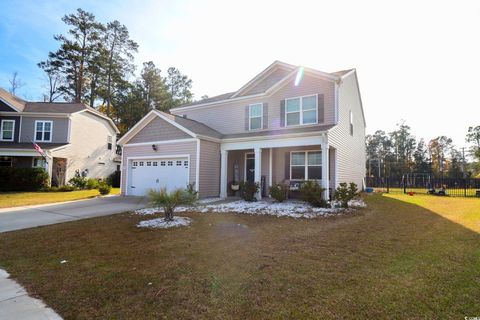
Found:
<box><xmin>220</xmin><ymin>136</ymin><xmax>336</xmax><ymax>200</ymax></box>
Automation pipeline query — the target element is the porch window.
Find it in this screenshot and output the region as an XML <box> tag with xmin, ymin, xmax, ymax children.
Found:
<box><xmin>290</xmin><ymin>151</ymin><xmax>322</xmax><ymax>180</ymax></box>
<box><xmin>286</xmin><ymin>95</ymin><xmax>317</xmax><ymax>126</ymax></box>
<box><xmin>32</xmin><ymin>157</ymin><xmax>46</xmax><ymax>168</ymax></box>
<box><xmin>0</xmin><ymin>156</ymin><xmax>12</xmax><ymax>167</ymax></box>
<box><xmin>249</xmin><ymin>103</ymin><xmax>263</xmax><ymax>130</ymax></box>
<box><xmin>0</xmin><ymin>120</ymin><xmax>15</xmax><ymax>141</ymax></box>
<box><xmin>35</xmin><ymin>121</ymin><xmax>53</xmax><ymax>142</ymax></box>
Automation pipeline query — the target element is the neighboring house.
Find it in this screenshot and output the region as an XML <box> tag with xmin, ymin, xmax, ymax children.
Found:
<box><xmin>118</xmin><ymin>61</ymin><xmax>366</xmax><ymax>199</ymax></box>
<box><xmin>0</xmin><ymin>88</ymin><xmax>120</xmax><ymax>186</ymax></box>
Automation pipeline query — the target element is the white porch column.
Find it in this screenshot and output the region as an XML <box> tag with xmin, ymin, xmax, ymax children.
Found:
<box><xmin>321</xmin><ymin>144</ymin><xmax>330</xmax><ymax>200</ymax></box>
<box><xmin>268</xmin><ymin>148</ymin><xmax>273</xmax><ymax>188</ymax></box>
<box><xmin>254</xmin><ymin>147</ymin><xmax>262</xmax><ymax>200</ymax></box>
<box><xmin>46</xmin><ymin>154</ymin><xmax>54</xmax><ymax>187</ymax></box>
<box><xmin>220</xmin><ymin>150</ymin><xmax>228</xmax><ymax>198</ymax></box>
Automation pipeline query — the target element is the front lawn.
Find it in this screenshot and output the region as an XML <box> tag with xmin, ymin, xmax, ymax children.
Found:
<box><xmin>0</xmin><ymin>194</ymin><xmax>479</xmax><ymax>318</ymax></box>
<box><xmin>0</xmin><ymin>188</ymin><xmax>120</xmax><ymax>209</ymax></box>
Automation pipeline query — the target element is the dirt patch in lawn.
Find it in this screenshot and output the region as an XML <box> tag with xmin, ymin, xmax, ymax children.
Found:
<box><xmin>0</xmin><ymin>194</ymin><xmax>479</xmax><ymax>319</ymax></box>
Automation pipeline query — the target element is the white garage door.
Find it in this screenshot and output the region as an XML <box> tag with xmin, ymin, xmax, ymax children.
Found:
<box><xmin>129</xmin><ymin>158</ymin><xmax>189</xmax><ymax>196</ymax></box>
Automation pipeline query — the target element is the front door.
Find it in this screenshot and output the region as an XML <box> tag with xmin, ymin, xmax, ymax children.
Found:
<box><xmin>245</xmin><ymin>153</ymin><xmax>255</xmax><ymax>182</ymax></box>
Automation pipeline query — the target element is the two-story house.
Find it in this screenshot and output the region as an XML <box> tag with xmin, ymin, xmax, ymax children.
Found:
<box><xmin>118</xmin><ymin>61</ymin><xmax>366</xmax><ymax>199</ymax></box>
<box><xmin>0</xmin><ymin>88</ymin><xmax>120</xmax><ymax>186</ymax></box>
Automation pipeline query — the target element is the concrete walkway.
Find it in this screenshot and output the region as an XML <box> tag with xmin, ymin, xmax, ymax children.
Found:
<box><xmin>0</xmin><ymin>269</ymin><xmax>62</xmax><ymax>319</ymax></box>
<box><xmin>0</xmin><ymin>195</ymin><xmax>148</xmax><ymax>233</ymax></box>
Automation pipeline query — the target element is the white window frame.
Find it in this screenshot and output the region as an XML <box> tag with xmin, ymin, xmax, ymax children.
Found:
<box><xmin>0</xmin><ymin>119</ymin><xmax>15</xmax><ymax>141</ymax></box>
<box><xmin>34</xmin><ymin>120</ymin><xmax>53</xmax><ymax>142</ymax></box>
<box><xmin>32</xmin><ymin>157</ymin><xmax>46</xmax><ymax>168</ymax></box>
<box><xmin>248</xmin><ymin>103</ymin><xmax>263</xmax><ymax>130</ymax></box>
<box><xmin>289</xmin><ymin>150</ymin><xmax>322</xmax><ymax>181</ymax></box>
<box><xmin>285</xmin><ymin>94</ymin><xmax>318</xmax><ymax>127</ymax></box>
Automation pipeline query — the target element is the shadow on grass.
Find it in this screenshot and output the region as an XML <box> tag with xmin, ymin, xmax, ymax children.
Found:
<box><xmin>0</xmin><ymin>194</ymin><xmax>479</xmax><ymax>319</ymax></box>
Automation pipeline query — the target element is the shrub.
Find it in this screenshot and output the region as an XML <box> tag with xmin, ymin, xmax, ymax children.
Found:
<box><xmin>106</xmin><ymin>171</ymin><xmax>121</xmax><ymax>188</ymax></box>
<box><xmin>269</xmin><ymin>183</ymin><xmax>289</xmax><ymax>202</ymax></box>
<box><xmin>58</xmin><ymin>185</ymin><xmax>75</xmax><ymax>192</ymax></box>
<box><xmin>86</xmin><ymin>178</ymin><xmax>100</xmax><ymax>190</ymax></box>
<box><xmin>239</xmin><ymin>181</ymin><xmax>259</xmax><ymax>202</ymax></box>
<box><xmin>69</xmin><ymin>176</ymin><xmax>88</xmax><ymax>190</ymax></box>
<box><xmin>333</xmin><ymin>182</ymin><xmax>358</xmax><ymax>208</ymax></box>
<box><xmin>0</xmin><ymin>167</ymin><xmax>49</xmax><ymax>191</ymax></box>
<box><xmin>299</xmin><ymin>180</ymin><xmax>329</xmax><ymax>208</ymax></box>
<box><xmin>148</xmin><ymin>187</ymin><xmax>198</xmax><ymax>221</ymax></box>
<box><xmin>98</xmin><ymin>182</ymin><xmax>112</xmax><ymax>195</ymax></box>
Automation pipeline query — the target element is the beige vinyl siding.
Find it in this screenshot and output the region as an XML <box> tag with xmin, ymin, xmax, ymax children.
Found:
<box><xmin>52</xmin><ymin>112</ymin><xmax>118</xmax><ymax>181</ymax></box>
<box><xmin>20</xmin><ymin>116</ymin><xmax>69</xmax><ymax>143</ymax></box>
<box><xmin>199</xmin><ymin>139</ymin><xmax>220</xmax><ymax>197</ymax></box>
<box><xmin>121</xmin><ymin>141</ymin><xmax>197</xmax><ymax>195</ymax></box>
<box><xmin>128</xmin><ymin>117</ymin><xmax>191</xmax><ymax>143</ymax></box>
<box><xmin>328</xmin><ymin>72</ymin><xmax>366</xmax><ymax>189</ymax></box>
<box><xmin>172</xmin><ymin>74</ymin><xmax>335</xmax><ymax>134</ymax></box>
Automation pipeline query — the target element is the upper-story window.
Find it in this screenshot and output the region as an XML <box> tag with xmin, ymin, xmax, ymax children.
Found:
<box><xmin>107</xmin><ymin>135</ymin><xmax>113</xmax><ymax>150</ymax></box>
<box><xmin>35</xmin><ymin>121</ymin><xmax>53</xmax><ymax>142</ymax></box>
<box><xmin>0</xmin><ymin>120</ymin><xmax>15</xmax><ymax>141</ymax></box>
<box><xmin>249</xmin><ymin>103</ymin><xmax>263</xmax><ymax>130</ymax></box>
<box><xmin>349</xmin><ymin>110</ymin><xmax>354</xmax><ymax>136</ymax></box>
<box><xmin>286</xmin><ymin>95</ymin><xmax>317</xmax><ymax>126</ymax></box>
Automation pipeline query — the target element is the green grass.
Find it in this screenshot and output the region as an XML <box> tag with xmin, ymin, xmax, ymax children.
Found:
<box><xmin>0</xmin><ymin>194</ymin><xmax>479</xmax><ymax>319</ymax></box>
<box><xmin>0</xmin><ymin>188</ymin><xmax>120</xmax><ymax>208</ymax></box>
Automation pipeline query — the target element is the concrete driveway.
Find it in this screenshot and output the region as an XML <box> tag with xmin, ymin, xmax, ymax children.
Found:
<box><xmin>0</xmin><ymin>196</ymin><xmax>148</xmax><ymax>233</ymax></box>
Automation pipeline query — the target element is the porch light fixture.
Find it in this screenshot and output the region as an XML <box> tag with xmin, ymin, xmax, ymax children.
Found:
<box><xmin>152</xmin><ymin>144</ymin><xmax>157</xmax><ymax>151</ymax></box>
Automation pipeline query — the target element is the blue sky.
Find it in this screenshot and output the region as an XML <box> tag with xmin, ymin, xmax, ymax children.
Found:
<box><xmin>0</xmin><ymin>0</ymin><xmax>479</xmax><ymax>148</ymax></box>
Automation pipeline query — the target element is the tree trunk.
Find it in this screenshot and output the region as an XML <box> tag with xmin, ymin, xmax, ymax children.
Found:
<box><xmin>164</xmin><ymin>207</ymin><xmax>174</xmax><ymax>221</ymax></box>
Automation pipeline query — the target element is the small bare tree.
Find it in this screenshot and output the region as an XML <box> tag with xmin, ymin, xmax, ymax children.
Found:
<box><xmin>8</xmin><ymin>72</ymin><xmax>25</xmax><ymax>94</ymax></box>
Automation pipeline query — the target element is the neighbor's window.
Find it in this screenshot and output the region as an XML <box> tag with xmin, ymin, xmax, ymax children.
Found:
<box><xmin>35</xmin><ymin>121</ymin><xmax>52</xmax><ymax>142</ymax></box>
<box><xmin>349</xmin><ymin>110</ymin><xmax>354</xmax><ymax>136</ymax></box>
<box><xmin>0</xmin><ymin>156</ymin><xmax>12</xmax><ymax>167</ymax></box>
<box><xmin>107</xmin><ymin>135</ymin><xmax>113</xmax><ymax>150</ymax></box>
<box><xmin>32</xmin><ymin>157</ymin><xmax>46</xmax><ymax>168</ymax></box>
<box><xmin>0</xmin><ymin>120</ymin><xmax>15</xmax><ymax>141</ymax></box>
<box><xmin>249</xmin><ymin>103</ymin><xmax>263</xmax><ymax>130</ymax></box>
<box><xmin>286</xmin><ymin>95</ymin><xmax>317</xmax><ymax>126</ymax></box>
<box><xmin>290</xmin><ymin>151</ymin><xmax>322</xmax><ymax>180</ymax></box>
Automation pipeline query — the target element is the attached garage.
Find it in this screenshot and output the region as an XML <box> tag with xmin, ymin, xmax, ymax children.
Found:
<box><xmin>127</xmin><ymin>156</ymin><xmax>190</xmax><ymax>196</ymax></box>
<box><xmin>118</xmin><ymin>110</ymin><xmax>222</xmax><ymax>198</ymax></box>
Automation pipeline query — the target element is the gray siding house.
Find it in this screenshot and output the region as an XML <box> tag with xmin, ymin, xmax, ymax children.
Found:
<box><xmin>118</xmin><ymin>61</ymin><xmax>366</xmax><ymax>199</ymax></box>
<box><xmin>0</xmin><ymin>88</ymin><xmax>120</xmax><ymax>186</ymax></box>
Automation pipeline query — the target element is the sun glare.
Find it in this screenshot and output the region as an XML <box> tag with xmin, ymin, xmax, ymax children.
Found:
<box><xmin>294</xmin><ymin>66</ymin><xmax>304</xmax><ymax>86</ymax></box>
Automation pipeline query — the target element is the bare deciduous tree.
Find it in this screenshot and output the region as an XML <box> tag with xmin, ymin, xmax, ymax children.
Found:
<box><xmin>8</xmin><ymin>72</ymin><xmax>25</xmax><ymax>94</ymax></box>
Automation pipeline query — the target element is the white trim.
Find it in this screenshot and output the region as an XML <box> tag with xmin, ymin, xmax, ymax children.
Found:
<box><xmin>285</xmin><ymin>94</ymin><xmax>318</xmax><ymax>127</ymax></box>
<box><xmin>289</xmin><ymin>150</ymin><xmax>322</xmax><ymax>181</ymax></box>
<box><xmin>222</xmin><ymin>130</ymin><xmax>328</xmax><ymax>144</ymax></box>
<box><xmin>220</xmin><ymin>150</ymin><xmax>228</xmax><ymax>198</ymax></box>
<box><xmin>125</xmin><ymin>154</ymin><xmax>191</xmax><ymax>196</ymax></box>
<box><xmin>222</xmin><ymin>134</ymin><xmax>327</xmax><ymax>152</ymax></box>
<box><xmin>67</xmin><ymin>117</ymin><xmax>72</xmax><ymax>143</ymax></box>
<box><xmin>0</xmin><ymin>150</ymin><xmax>41</xmax><ymax>157</ymax></box>
<box><xmin>123</xmin><ymin>138</ymin><xmax>197</xmax><ymax>147</ymax></box>
<box><xmin>0</xmin><ymin>112</ymin><xmax>69</xmax><ymax>118</ymax></box>
<box><xmin>49</xmin><ymin>144</ymin><xmax>71</xmax><ymax>152</ymax></box>
<box><xmin>120</xmin><ymin>152</ymin><xmax>124</xmax><ymax>195</ymax></box>
<box><xmin>268</xmin><ymin>148</ymin><xmax>273</xmax><ymax>188</ymax></box>
<box><xmin>254</xmin><ymin>148</ymin><xmax>262</xmax><ymax>200</ymax></box>
<box><xmin>18</xmin><ymin>116</ymin><xmax>22</xmax><ymax>142</ymax></box>
<box><xmin>248</xmin><ymin>103</ymin><xmax>263</xmax><ymax>131</ymax></box>
<box><xmin>34</xmin><ymin>120</ymin><xmax>53</xmax><ymax>142</ymax></box>
<box><xmin>0</xmin><ymin>97</ymin><xmax>22</xmax><ymax>112</ymax></box>
<box><xmin>244</xmin><ymin>152</ymin><xmax>255</xmax><ymax>182</ymax></box>
<box><xmin>195</xmin><ymin>139</ymin><xmax>200</xmax><ymax>192</ymax></box>
<box><xmin>0</xmin><ymin>119</ymin><xmax>15</xmax><ymax>141</ymax></box>
<box><xmin>334</xmin><ymin>82</ymin><xmax>339</xmax><ymax>124</ymax></box>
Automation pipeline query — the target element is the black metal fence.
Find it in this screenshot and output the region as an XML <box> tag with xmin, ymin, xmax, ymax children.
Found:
<box><xmin>365</xmin><ymin>176</ymin><xmax>480</xmax><ymax>198</ymax></box>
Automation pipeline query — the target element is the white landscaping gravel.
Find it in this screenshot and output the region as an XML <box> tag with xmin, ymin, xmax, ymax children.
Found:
<box><xmin>137</xmin><ymin>216</ymin><xmax>191</xmax><ymax>229</ymax></box>
<box><xmin>136</xmin><ymin>198</ymin><xmax>367</xmax><ymax>220</ymax></box>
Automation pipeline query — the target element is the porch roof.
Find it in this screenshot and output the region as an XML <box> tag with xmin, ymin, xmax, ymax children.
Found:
<box><xmin>222</xmin><ymin>124</ymin><xmax>335</xmax><ymax>139</ymax></box>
